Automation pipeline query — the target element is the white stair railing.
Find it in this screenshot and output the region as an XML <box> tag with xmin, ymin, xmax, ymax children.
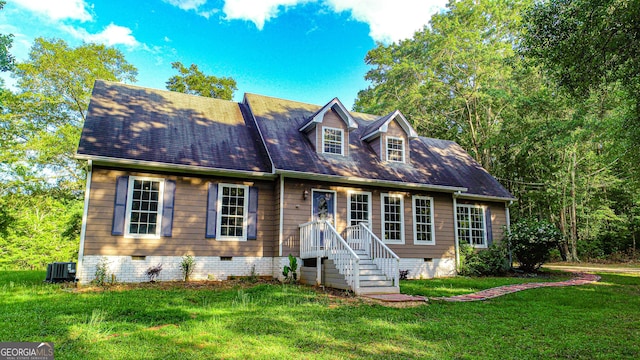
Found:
<box><xmin>345</xmin><ymin>223</ymin><xmax>400</xmax><ymax>286</ymax></box>
<box><xmin>300</xmin><ymin>220</ymin><xmax>360</xmax><ymax>293</ymax></box>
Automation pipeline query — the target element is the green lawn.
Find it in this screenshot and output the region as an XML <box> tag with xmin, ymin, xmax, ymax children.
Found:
<box><xmin>1</xmin><ymin>271</ymin><xmax>639</xmax><ymax>359</ymax></box>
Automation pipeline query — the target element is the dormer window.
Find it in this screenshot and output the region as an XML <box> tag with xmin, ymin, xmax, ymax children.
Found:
<box><xmin>323</xmin><ymin>127</ymin><xmax>343</xmax><ymax>155</ymax></box>
<box><xmin>386</xmin><ymin>136</ymin><xmax>405</xmax><ymax>163</ymax></box>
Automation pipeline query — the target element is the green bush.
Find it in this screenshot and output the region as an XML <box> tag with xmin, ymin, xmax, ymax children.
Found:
<box><xmin>458</xmin><ymin>242</ymin><xmax>510</xmax><ymax>276</ymax></box>
<box><xmin>180</xmin><ymin>255</ymin><xmax>196</xmax><ymax>281</ymax></box>
<box><xmin>507</xmin><ymin>218</ymin><xmax>562</xmax><ymax>272</ymax></box>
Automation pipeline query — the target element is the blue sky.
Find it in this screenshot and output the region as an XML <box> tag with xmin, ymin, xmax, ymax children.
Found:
<box><xmin>1</xmin><ymin>0</ymin><xmax>447</xmax><ymax>108</ymax></box>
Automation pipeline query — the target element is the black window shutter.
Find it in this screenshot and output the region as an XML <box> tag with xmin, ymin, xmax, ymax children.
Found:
<box><xmin>485</xmin><ymin>207</ymin><xmax>493</xmax><ymax>246</ymax></box>
<box><xmin>247</xmin><ymin>186</ymin><xmax>259</xmax><ymax>240</ymax></box>
<box><xmin>112</xmin><ymin>176</ymin><xmax>129</xmax><ymax>235</ymax></box>
<box><xmin>205</xmin><ymin>183</ymin><xmax>218</xmax><ymax>238</ymax></box>
<box><xmin>161</xmin><ymin>180</ymin><xmax>176</xmax><ymax>237</ymax></box>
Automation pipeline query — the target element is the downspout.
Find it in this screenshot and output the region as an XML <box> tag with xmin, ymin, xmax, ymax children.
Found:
<box><xmin>77</xmin><ymin>160</ymin><xmax>92</xmax><ymax>283</ymax></box>
<box><xmin>279</xmin><ymin>175</ymin><xmax>284</xmax><ymax>257</ymax></box>
<box><xmin>452</xmin><ymin>191</ymin><xmax>461</xmax><ymax>271</ymax></box>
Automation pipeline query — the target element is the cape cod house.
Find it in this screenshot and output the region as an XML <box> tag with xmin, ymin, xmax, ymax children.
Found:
<box><xmin>75</xmin><ymin>80</ymin><xmax>515</xmax><ymax>294</ymax></box>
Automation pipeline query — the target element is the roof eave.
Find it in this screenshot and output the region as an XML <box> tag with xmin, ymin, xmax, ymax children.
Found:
<box><xmin>276</xmin><ymin>169</ymin><xmax>467</xmax><ymax>193</ymax></box>
<box><xmin>454</xmin><ymin>192</ymin><xmax>518</xmax><ymax>203</ymax></box>
<box><xmin>75</xmin><ymin>153</ymin><xmax>276</xmax><ymax>179</ymax></box>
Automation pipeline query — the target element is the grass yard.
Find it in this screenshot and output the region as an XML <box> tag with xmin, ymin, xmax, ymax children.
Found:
<box><xmin>1</xmin><ymin>271</ymin><xmax>639</xmax><ymax>359</ymax></box>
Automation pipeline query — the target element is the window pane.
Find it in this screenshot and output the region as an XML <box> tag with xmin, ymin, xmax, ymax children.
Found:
<box><xmin>127</xmin><ymin>179</ymin><xmax>162</xmax><ymax>236</ymax></box>
<box><xmin>414</xmin><ymin>197</ymin><xmax>433</xmax><ymax>243</ymax></box>
<box><xmin>323</xmin><ymin>128</ymin><xmax>343</xmax><ymax>154</ymax></box>
<box><xmin>456</xmin><ymin>205</ymin><xmax>485</xmax><ymax>246</ymax></box>
<box><xmin>382</xmin><ymin>195</ymin><xmax>402</xmax><ymax>242</ymax></box>
<box><xmin>387</xmin><ymin>137</ymin><xmax>404</xmax><ymax>162</ymax></box>
<box><xmin>219</xmin><ymin>185</ymin><xmax>247</xmax><ymax>238</ymax></box>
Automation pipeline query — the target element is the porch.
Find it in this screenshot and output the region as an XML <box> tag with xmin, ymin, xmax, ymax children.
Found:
<box><xmin>298</xmin><ymin>220</ymin><xmax>400</xmax><ymax>295</ymax></box>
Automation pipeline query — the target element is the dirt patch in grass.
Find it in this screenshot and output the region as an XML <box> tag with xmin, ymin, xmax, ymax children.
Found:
<box><xmin>74</xmin><ymin>278</ymin><xmax>281</xmax><ymax>293</ymax></box>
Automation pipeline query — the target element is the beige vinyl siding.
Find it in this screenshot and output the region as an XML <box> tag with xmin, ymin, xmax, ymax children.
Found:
<box><xmin>489</xmin><ymin>203</ymin><xmax>507</xmax><ymax>241</ymax></box>
<box><xmin>382</xmin><ymin>119</ymin><xmax>410</xmax><ymax>163</ymax></box>
<box><xmin>312</xmin><ymin>109</ymin><xmax>349</xmax><ymax>156</ymax></box>
<box><xmin>84</xmin><ymin>167</ymin><xmax>276</xmax><ymax>257</ymax></box>
<box><xmin>281</xmin><ymin>178</ymin><xmax>456</xmax><ymax>259</ymax></box>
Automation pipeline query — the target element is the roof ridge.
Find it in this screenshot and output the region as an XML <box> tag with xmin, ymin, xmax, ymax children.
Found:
<box><xmin>97</xmin><ymin>79</ymin><xmax>241</xmax><ymax>104</ymax></box>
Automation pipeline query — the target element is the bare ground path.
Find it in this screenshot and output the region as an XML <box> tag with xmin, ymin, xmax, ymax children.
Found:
<box><xmin>431</xmin><ymin>273</ymin><xmax>601</xmax><ymax>302</ymax></box>
<box><xmin>366</xmin><ymin>263</ymin><xmax>639</xmax><ymax>304</ymax></box>
<box><xmin>544</xmin><ymin>262</ymin><xmax>640</xmax><ymax>275</ymax></box>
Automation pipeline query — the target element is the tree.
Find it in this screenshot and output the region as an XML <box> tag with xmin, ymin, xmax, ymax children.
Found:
<box><xmin>355</xmin><ymin>0</ymin><xmax>640</xmax><ymax>262</ymax></box>
<box><xmin>5</xmin><ymin>38</ymin><xmax>137</xmax><ymax>189</ymax></box>
<box><xmin>355</xmin><ymin>0</ymin><xmax>532</xmax><ymax>172</ymax></box>
<box><xmin>522</xmin><ymin>0</ymin><xmax>640</xmax><ymax>178</ymax></box>
<box><xmin>0</xmin><ymin>38</ymin><xmax>137</xmax><ymax>269</ymax></box>
<box><xmin>523</xmin><ymin>0</ymin><xmax>640</xmax><ymax>101</ymax></box>
<box><xmin>166</xmin><ymin>61</ymin><xmax>237</xmax><ymax>100</ymax></box>
<box><xmin>0</xmin><ymin>1</ymin><xmax>15</xmax><ymax>71</ymax></box>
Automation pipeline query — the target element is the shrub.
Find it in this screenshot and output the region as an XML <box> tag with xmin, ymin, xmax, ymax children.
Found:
<box><xmin>93</xmin><ymin>257</ymin><xmax>109</xmax><ymax>286</ymax></box>
<box><xmin>180</xmin><ymin>255</ymin><xmax>196</xmax><ymax>282</ymax></box>
<box><xmin>145</xmin><ymin>264</ymin><xmax>163</xmax><ymax>282</ymax></box>
<box><xmin>507</xmin><ymin>218</ymin><xmax>562</xmax><ymax>272</ymax></box>
<box><xmin>458</xmin><ymin>242</ymin><xmax>510</xmax><ymax>276</ymax></box>
<box><xmin>282</xmin><ymin>254</ymin><xmax>298</xmax><ymax>283</ymax></box>
<box><xmin>399</xmin><ymin>269</ymin><xmax>410</xmax><ymax>280</ymax></box>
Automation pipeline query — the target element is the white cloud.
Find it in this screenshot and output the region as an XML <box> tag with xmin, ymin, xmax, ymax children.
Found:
<box><xmin>324</xmin><ymin>0</ymin><xmax>448</xmax><ymax>43</ymax></box>
<box><xmin>162</xmin><ymin>0</ymin><xmax>208</xmax><ymax>11</ymax></box>
<box><xmin>162</xmin><ymin>0</ymin><xmax>219</xmax><ymax>19</ymax></box>
<box><xmin>12</xmin><ymin>0</ymin><xmax>93</xmax><ymax>22</ymax></box>
<box><xmin>62</xmin><ymin>23</ymin><xmax>139</xmax><ymax>47</ymax></box>
<box><xmin>219</xmin><ymin>0</ymin><xmax>446</xmax><ymax>42</ymax></box>
<box><xmin>222</xmin><ymin>0</ymin><xmax>310</xmax><ymax>30</ymax></box>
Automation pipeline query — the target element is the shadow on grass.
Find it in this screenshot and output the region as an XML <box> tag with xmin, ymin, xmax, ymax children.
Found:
<box><xmin>2</xmin><ymin>271</ymin><xmax>640</xmax><ymax>359</ymax></box>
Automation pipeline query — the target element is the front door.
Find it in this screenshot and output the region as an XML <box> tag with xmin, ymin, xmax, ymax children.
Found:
<box><xmin>312</xmin><ymin>190</ymin><xmax>336</xmax><ymax>247</ymax></box>
<box><xmin>312</xmin><ymin>190</ymin><xmax>335</xmax><ymax>224</ymax></box>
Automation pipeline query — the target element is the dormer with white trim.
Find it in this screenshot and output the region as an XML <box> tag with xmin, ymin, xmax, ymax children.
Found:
<box><xmin>299</xmin><ymin>98</ymin><xmax>358</xmax><ymax>156</ymax></box>
<box><xmin>361</xmin><ymin>110</ymin><xmax>418</xmax><ymax>164</ymax></box>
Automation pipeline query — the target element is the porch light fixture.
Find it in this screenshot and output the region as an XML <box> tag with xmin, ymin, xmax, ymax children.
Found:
<box><xmin>303</xmin><ymin>190</ymin><xmax>309</xmax><ymax>200</ymax></box>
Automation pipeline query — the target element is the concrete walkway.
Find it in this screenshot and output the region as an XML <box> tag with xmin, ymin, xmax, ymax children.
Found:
<box><xmin>432</xmin><ymin>273</ymin><xmax>601</xmax><ymax>302</ymax></box>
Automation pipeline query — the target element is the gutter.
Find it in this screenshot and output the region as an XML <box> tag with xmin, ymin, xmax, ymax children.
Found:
<box><xmin>77</xmin><ymin>160</ymin><xmax>92</xmax><ymax>284</ymax></box>
<box><xmin>454</xmin><ymin>192</ymin><xmax>518</xmax><ymax>202</ymax></box>
<box><xmin>275</xmin><ymin>169</ymin><xmax>467</xmax><ymax>193</ymax></box>
<box><xmin>74</xmin><ymin>154</ymin><xmax>276</xmax><ymax>179</ymax></box>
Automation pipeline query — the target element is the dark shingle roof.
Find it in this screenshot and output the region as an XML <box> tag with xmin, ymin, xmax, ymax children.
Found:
<box><xmin>246</xmin><ymin>93</ymin><xmax>513</xmax><ymax>198</ymax></box>
<box><xmin>77</xmin><ymin>82</ymin><xmax>513</xmax><ymax>199</ymax></box>
<box><xmin>77</xmin><ymin>80</ymin><xmax>271</xmax><ymax>173</ymax></box>
<box><xmin>416</xmin><ymin>138</ymin><xmax>514</xmax><ymax>198</ymax></box>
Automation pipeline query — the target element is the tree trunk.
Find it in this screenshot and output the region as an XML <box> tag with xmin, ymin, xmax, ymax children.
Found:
<box><xmin>559</xmin><ymin>209</ymin><xmax>569</xmax><ymax>261</ymax></box>
<box><xmin>569</xmin><ymin>149</ymin><xmax>579</xmax><ymax>262</ymax></box>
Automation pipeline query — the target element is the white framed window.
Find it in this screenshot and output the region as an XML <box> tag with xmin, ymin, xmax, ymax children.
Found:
<box><xmin>348</xmin><ymin>191</ymin><xmax>372</xmax><ymax>227</ymax></box>
<box><xmin>217</xmin><ymin>184</ymin><xmax>249</xmax><ymax>241</ymax></box>
<box><xmin>125</xmin><ymin>176</ymin><xmax>164</xmax><ymax>238</ymax></box>
<box><xmin>413</xmin><ymin>196</ymin><xmax>435</xmax><ymax>245</ymax></box>
<box><xmin>386</xmin><ymin>136</ymin><xmax>405</xmax><ymax>163</ymax></box>
<box><xmin>456</xmin><ymin>204</ymin><xmax>487</xmax><ymax>248</ymax></box>
<box><xmin>381</xmin><ymin>193</ymin><xmax>404</xmax><ymax>244</ymax></box>
<box><xmin>322</xmin><ymin>127</ymin><xmax>344</xmax><ymax>155</ymax></box>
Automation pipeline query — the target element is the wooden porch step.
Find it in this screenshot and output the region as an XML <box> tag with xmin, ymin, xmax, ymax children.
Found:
<box><xmin>359</xmin><ymin>274</ymin><xmax>388</xmax><ymax>281</ymax></box>
<box><xmin>360</xmin><ymin>279</ymin><xmax>394</xmax><ymax>287</ymax></box>
<box><xmin>357</xmin><ymin>286</ymin><xmax>400</xmax><ymax>295</ymax></box>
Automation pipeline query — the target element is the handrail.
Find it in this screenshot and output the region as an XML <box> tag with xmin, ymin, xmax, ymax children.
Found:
<box><xmin>346</xmin><ymin>223</ymin><xmax>400</xmax><ymax>286</ymax></box>
<box><xmin>300</xmin><ymin>220</ymin><xmax>360</xmax><ymax>292</ymax></box>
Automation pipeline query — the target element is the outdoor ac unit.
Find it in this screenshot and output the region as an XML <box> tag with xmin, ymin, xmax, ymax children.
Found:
<box><xmin>45</xmin><ymin>262</ymin><xmax>77</xmax><ymax>283</ymax></box>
